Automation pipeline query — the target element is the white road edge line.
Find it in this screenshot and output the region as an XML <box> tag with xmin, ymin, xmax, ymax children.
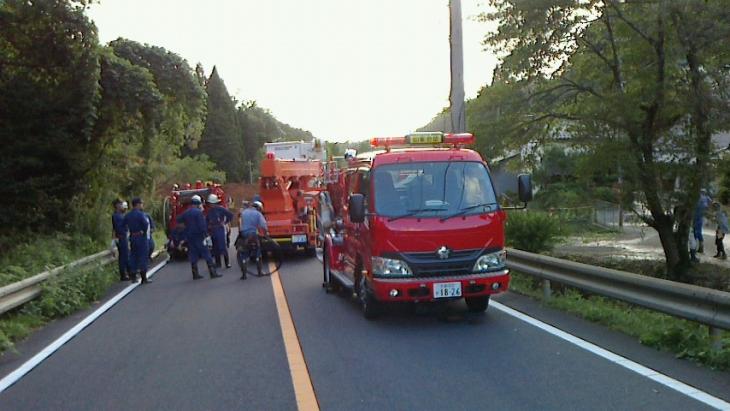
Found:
<box><xmin>491</xmin><ymin>301</ymin><xmax>730</xmax><ymax>411</ymax></box>
<box><xmin>0</xmin><ymin>258</ymin><xmax>168</xmax><ymax>394</ymax></box>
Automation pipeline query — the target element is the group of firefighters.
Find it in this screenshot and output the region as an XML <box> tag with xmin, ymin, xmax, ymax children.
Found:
<box><xmin>112</xmin><ymin>194</ymin><xmax>270</xmax><ymax>284</ymax></box>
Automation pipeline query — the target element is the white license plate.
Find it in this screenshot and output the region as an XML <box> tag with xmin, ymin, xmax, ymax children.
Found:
<box><xmin>433</xmin><ymin>282</ymin><xmax>462</xmax><ymax>298</ymax></box>
<box><xmin>291</xmin><ymin>234</ymin><xmax>307</xmax><ymax>244</ymax></box>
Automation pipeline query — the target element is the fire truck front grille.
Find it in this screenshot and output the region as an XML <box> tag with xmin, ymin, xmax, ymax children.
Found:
<box><xmin>397</xmin><ymin>248</ymin><xmax>484</xmax><ymax>277</ymax></box>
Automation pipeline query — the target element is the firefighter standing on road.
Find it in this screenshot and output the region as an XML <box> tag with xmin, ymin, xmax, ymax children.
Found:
<box><xmin>206</xmin><ymin>194</ymin><xmax>234</xmax><ymax>268</ymax></box>
<box><xmin>144</xmin><ymin>211</ymin><xmax>155</xmax><ymax>261</ymax></box>
<box><xmin>124</xmin><ymin>198</ymin><xmax>152</xmax><ymax>284</ymax></box>
<box><xmin>112</xmin><ymin>200</ymin><xmax>130</xmax><ymax>281</ymax></box>
<box><xmin>177</xmin><ymin>195</ymin><xmax>221</xmax><ymax>280</ymax></box>
<box><xmin>236</xmin><ymin>200</ymin><xmax>269</xmax><ymax>279</ymax></box>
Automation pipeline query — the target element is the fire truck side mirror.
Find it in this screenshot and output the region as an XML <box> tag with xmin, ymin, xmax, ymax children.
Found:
<box><xmin>349</xmin><ymin>194</ymin><xmax>366</xmax><ymax>223</ymax></box>
<box><xmin>518</xmin><ymin>174</ymin><xmax>533</xmax><ymax>203</ymax></box>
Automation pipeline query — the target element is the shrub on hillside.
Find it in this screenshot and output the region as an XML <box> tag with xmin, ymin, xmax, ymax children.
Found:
<box><xmin>506</xmin><ymin>211</ymin><xmax>562</xmax><ymax>253</ymax></box>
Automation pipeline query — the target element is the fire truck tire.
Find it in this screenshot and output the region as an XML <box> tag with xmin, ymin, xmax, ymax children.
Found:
<box><xmin>357</xmin><ymin>274</ymin><xmax>380</xmax><ymax>320</ymax></box>
<box><xmin>465</xmin><ymin>296</ymin><xmax>490</xmax><ymax>313</ymax></box>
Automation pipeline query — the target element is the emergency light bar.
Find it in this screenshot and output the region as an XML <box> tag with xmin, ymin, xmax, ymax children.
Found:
<box><xmin>370</xmin><ymin>132</ymin><xmax>475</xmax><ymax>148</ymax></box>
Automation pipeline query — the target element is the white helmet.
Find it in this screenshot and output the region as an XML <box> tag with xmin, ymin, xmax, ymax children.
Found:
<box><xmin>252</xmin><ymin>201</ymin><xmax>263</xmax><ymax>211</ymax></box>
<box><xmin>121</xmin><ymin>201</ymin><xmax>129</xmax><ymax>210</ymax></box>
<box><xmin>191</xmin><ymin>194</ymin><xmax>202</xmax><ymax>205</ymax></box>
<box><xmin>207</xmin><ymin>194</ymin><xmax>220</xmax><ymax>204</ymax></box>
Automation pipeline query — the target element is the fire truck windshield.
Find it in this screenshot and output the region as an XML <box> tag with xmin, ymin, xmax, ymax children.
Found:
<box><xmin>373</xmin><ymin>161</ymin><xmax>497</xmax><ymax>218</ymax></box>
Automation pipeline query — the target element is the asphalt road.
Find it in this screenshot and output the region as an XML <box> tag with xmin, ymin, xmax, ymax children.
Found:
<box><xmin>0</xmin><ymin>249</ymin><xmax>727</xmax><ymax>410</ymax></box>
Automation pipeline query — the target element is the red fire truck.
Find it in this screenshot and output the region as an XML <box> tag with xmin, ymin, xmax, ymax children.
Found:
<box><xmin>163</xmin><ymin>181</ymin><xmax>231</xmax><ymax>259</ymax></box>
<box><xmin>258</xmin><ymin>141</ymin><xmax>324</xmax><ymax>255</ymax></box>
<box><xmin>319</xmin><ymin>132</ymin><xmax>532</xmax><ymax>318</ymax></box>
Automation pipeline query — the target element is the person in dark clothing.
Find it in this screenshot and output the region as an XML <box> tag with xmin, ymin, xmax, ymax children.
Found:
<box><xmin>713</xmin><ymin>202</ymin><xmax>728</xmax><ymax>260</ymax></box>
<box><xmin>123</xmin><ymin>198</ymin><xmax>152</xmax><ymax>284</ymax></box>
<box><xmin>206</xmin><ymin>194</ymin><xmax>234</xmax><ymax>268</ymax></box>
<box><xmin>111</xmin><ymin>200</ymin><xmax>130</xmax><ymax>281</ymax></box>
<box><xmin>693</xmin><ymin>189</ymin><xmax>712</xmax><ymax>253</ymax></box>
<box><xmin>237</xmin><ymin>200</ymin><xmax>269</xmax><ymax>279</ymax></box>
<box><xmin>144</xmin><ymin>211</ymin><xmax>155</xmax><ymax>261</ymax></box>
<box><xmin>177</xmin><ymin>195</ymin><xmax>221</xmax><ymax>280</ymax></box>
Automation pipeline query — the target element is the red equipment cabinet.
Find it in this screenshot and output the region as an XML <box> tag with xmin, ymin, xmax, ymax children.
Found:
<box><xmin>163</xmin><ymin>182</ymin><xmax>231</xmax><ymax>259</ymax></box>
<box><xmin>320</xmin><ymin>132</ymin><xmax>531</xmax><ymax>319</ymax></box>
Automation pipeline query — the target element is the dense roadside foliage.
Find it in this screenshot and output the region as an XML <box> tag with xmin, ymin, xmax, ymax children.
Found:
<box><xmin>0</xmin><ymin>262</ymin><xmax>121</xmax><ymax>352</ymax></box>
<box><xmin>0</xmin><ymin>0</ymin><xmax>314</xmax><ymax>259</ymax></box>
<box><xmin>424</xmin><ymin>0</ymin><xmax>730</xmax><ymax>280</ymax></box>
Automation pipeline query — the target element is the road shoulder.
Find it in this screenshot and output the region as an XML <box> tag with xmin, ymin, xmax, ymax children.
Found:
<box><xmin>494</xmin><ymin>291</ymin><xmax>730</xmax><ymax>402</ymax></box>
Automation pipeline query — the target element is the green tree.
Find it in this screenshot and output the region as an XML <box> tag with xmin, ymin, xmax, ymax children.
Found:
<box><xmin>467</xmin><ymin>78</ymin><xmax>546</xmax><ymax>160</ymax></box>
<box><xmin>109</xmin><ymin>38</ymin><xmax>207</xmax><ymax>151</ymax></box>
<box><xmin>194</xmin><ymin>67</ymin><xmax>245</xmax><ymax>181</ymax></box>
<box><xmin>0</xmin><ymin>0</ymin><xmax>100</xmax><ymax>238</ymax></box>
<box><xmin>104</xmin><ymin>39</ymin><xmax>208</xmax><ymax>194</ymax></box>
<box><xmin>81</xmin><ymin>41</ymin><xmax>210</xmax><ymax>239</ymax></box>
<box><xmin>482</xmin><ymin>0</ymin><xmax>730</xmax><ymax>279</ymax></box>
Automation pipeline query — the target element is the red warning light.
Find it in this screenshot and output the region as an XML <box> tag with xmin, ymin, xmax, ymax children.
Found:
<box><xmin>443</xmin><ymin>133</ymin><xmax>475</xmax><ymax>145</ymax></box>
<box><xmin>370</xmin><ymin>137</ymin><xmax>407</xmax><ymax>148</ymax></box>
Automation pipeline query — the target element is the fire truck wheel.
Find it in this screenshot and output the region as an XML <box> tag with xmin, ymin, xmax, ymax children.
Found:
<box><xmin>465</xmin><ymin>296</ymin><xmax>490</xmax><ymax>313</ymax></box>
<box><xmin>357</xmin><ymin>274</ymin><xmax>380</xmax><ymax>320</ymax></box>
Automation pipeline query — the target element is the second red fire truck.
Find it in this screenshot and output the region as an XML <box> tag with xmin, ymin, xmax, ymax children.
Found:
<box><xmin>319</xmin><ymin>132</ymin><xmax>531</xmax><ymax>318</ymax></box>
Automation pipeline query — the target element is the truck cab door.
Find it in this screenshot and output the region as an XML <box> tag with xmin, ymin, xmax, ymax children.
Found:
<box><xmin>343</xmin><ymin>169</ymin><xmax>370</xmax><ymax>282</ymax></box>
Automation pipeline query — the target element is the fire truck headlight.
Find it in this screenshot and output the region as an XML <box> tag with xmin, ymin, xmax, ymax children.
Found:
<box><xmin>473</xmin><ymin>250</ymin><xmax>507</xmax><ymax>273</ymax></box>
<box><xmin>372</xmin><ymin>257</ymin><xmax>413</xmax><ymax>276</ymax></box>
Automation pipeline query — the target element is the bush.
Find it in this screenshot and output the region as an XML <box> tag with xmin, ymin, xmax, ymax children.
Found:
<box><xmin>31</xmin><ymin>264</ymin><xmax>117</xmax><ymax>319</ymax></box>
<box><xmin>0</xmin><ymin>233</ymin><xmax>100</xmax><ymax>286</ymax></box>
<box><xmin>0</xmin><ymin>263</ymin><xmax>118</xmax><ymax>353</ymax></box>
<box><xmin>506</xmin><ymin>211</ymin><xmax>562</xmax><ymax>253</ymax></box>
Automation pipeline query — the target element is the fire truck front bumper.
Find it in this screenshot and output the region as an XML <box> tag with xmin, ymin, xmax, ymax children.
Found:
<box><xmin>370</xmin><ymin>270</ymin><xmax>510</xmax><ymax>302</ymax></box>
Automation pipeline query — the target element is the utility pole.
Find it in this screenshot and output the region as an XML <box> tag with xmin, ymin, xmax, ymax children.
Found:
<box><xmin>449</xmin><ymin>0</ymin><xmax>466</xmax><ymax>133</ymax></box>
<box><xmin>247</xmin><ymin>160</ymin><xmax>253</xmax><ymax>185</ymax></box>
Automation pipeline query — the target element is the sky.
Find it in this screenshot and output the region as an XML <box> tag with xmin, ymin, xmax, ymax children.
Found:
<box><xmin>87</xmin><ymin>0</ymin><xmax>499</xmax><ymax>142</ymax></box>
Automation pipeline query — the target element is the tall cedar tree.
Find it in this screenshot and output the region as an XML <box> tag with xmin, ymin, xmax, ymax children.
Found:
<box><xmin>196</xmin><ymin>67</ymin><xmax>245</xmax><ymax>181</ymax></box>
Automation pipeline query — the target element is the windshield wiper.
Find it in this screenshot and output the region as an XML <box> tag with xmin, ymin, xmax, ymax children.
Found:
<box><xmin>440</xmin><ymin>203</ymin><xmax>497</xmax><ymax>221</ymax></box>
<box><xmin>388</xmin><ymin>208</ymin><xmax>445</xmax><ymax>222</ymax></box>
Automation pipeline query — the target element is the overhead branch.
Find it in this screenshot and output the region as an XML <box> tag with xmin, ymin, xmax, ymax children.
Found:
<box><xmin>603</xmin><ymin>14</ymin><xmax>626</xmax><ymax>92</ymax></box>
<box><xmin>606</xmin><ymin>0</ymin><xmax>656</xmax><ymax>46</ymax></box>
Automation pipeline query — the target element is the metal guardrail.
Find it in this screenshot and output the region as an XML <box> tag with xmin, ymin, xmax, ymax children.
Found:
<box><xmin>506</xmin><ymin>248</ymin><xmax>730</xmax><ymax>332</ymax></box>
<box><xmin>0</xmin><ymin>251</ymin><xmax>114</xmax><ymax>316</ymax></box>
<box><xmin>0</xmin><ymin>249</ymin><xmax>163</xmax><ymax>316</ymax></box>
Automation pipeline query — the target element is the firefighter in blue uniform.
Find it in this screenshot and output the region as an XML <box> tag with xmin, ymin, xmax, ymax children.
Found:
<box><xmin>111</xmin><ymin>200</ymin><xmax>130</xmax><ymax>281</ymax></box>
<box><xmin>124</xmin><ymin>198</ymin><xmax>152</xmax><ymax>284</ymax></box>
<box><xmin>177</xmin><ymin>195</ymin><xmax>221</xmax><ymax>280</ymax></box>
<box><xmin>237</xmin><ymin>200</ymin><xmax>269</xmax><ymax>279</ymax></box>
<box><xmin>144</xmin><ymin>211</ymin><xmax>155</xmax><ymax>260</ymax></box>
<box><xmin>206</xmin><ymin>194</ymin><xmax>234</xmax><ymax>268</ymax></box>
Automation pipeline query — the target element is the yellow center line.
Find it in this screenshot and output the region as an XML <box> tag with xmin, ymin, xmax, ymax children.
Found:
<box><xmin>270</xmin><ymin>262</ymin><xmax>320</xmax><ymax>411</ymax></box>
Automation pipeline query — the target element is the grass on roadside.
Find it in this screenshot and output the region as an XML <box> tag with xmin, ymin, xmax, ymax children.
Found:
<box><xmin>0</xmin><ymin>262</ymin><xmax>119</xmax><ymax>354</ymax></box>
<box><xmin>0</xmin><ymin>233</ymin><xmax>101</xmax><ymax>287</ymax></box>
<box><xmin>508</xmin><ymin>271</ymin><xmax>730</xmax><ymax>370</ymax></box>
